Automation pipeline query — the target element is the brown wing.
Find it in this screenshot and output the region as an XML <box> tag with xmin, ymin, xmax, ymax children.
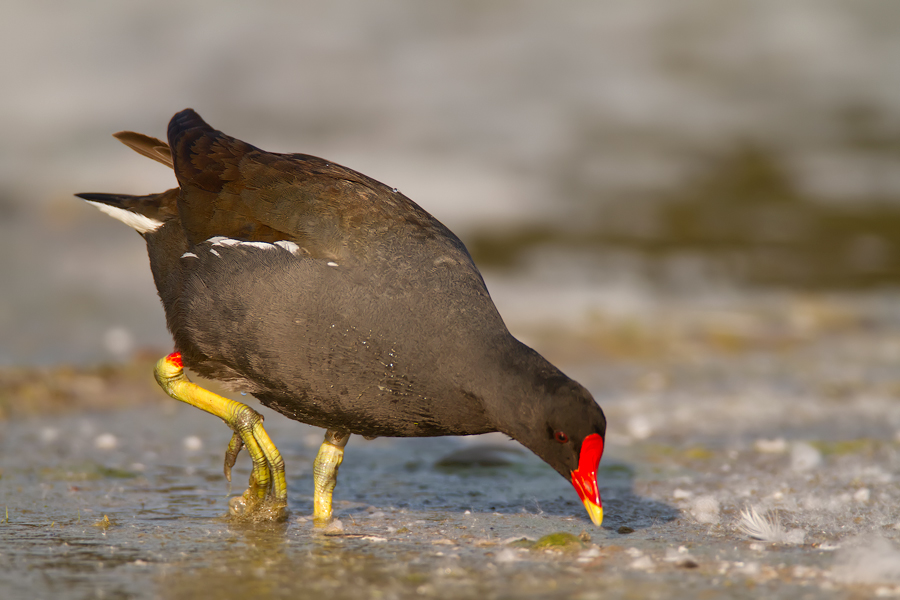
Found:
<box><xmin>165</xmin><ymin>109</ymin><xmax>453</xmax><ymax>263</ymax></box>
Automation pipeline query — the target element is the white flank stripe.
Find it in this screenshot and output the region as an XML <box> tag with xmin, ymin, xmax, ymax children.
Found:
<box><xmin>205</xmin><ymin>236</ymin><xmax>302</xmax><ymax>254</ymax></box>
<box><xmin>181</xmin><ymin>252</ymin><xmax>198</xmax><ymax>259</ymax></box>
<box><xmin>239</xmin><ymin>241</ymin><xmax>274</xmax><ymax>250</ymax></box>
<box><xmin>209</xmin><ymin>248</ymin><xmax>221</xmax><ymax>257</ymax></box>
<box><xmin>85</xmin><ymin>201</ymin><xmax>163</xmax><ymax>234</ymax></box>
<box><xmin>207</xmin><ymin>236</ymin><xmax>240</xmax><ymax>247</ymax></box>
<box><xmin>274</xmin><ymin>240</ymin><xmax>300</xmax><ymax>255</ymax></box>
<box><xmin>326</xmin><ymin>261</ymin><xmax>339</xmax><ymax>267</ymax></box>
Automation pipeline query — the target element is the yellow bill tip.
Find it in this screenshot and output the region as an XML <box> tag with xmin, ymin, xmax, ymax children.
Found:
<box><xmin>583</xmin><ymin>498</ymin><xmax>603</xmax><ymax>526</ymax></box>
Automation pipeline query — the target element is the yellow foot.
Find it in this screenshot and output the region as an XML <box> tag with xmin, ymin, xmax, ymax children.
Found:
<box><xmin>154</xmin><ymin>352</ymin><xmax>288</xmax><ymax>522</ymax></box>
<box><xmin>313</xmin><ymin>429</ymin><xmax>350</xmax><ymax>526</ymax></box>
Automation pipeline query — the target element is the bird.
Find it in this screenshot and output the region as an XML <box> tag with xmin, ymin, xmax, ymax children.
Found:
<box><xmin>77</xmin><ymin>109</ymin><xmax>607</xmax><ymax>526</ymax></box>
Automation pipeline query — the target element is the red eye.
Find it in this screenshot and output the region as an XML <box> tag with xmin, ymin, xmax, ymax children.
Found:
<box><xmin>554</xmin><ymin>431</ymin><xmax>569</xmax><ymax>444</ymax></box>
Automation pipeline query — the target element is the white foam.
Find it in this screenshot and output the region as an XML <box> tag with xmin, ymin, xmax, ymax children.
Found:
<box><xmin>833</xmin><ymin>535</ymin><xmax>900</xmax><ymax>584</ymax></box>
<box><xmin>791</xmin><ymin>442</ymin><xmax>823</xmax><ymax>472</ymax></box>
<box><xmin>690</xmin><ymin>495</ymin><xmax>721</xmax><ymax>524</ymax></box>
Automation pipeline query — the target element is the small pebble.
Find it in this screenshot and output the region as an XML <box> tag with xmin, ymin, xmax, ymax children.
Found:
<box><xmin>754</xmin><ymin>438</ymin><xmax>788</xmax><ymax>453</ymax></box>
<box><xmin>183</xmin><ymin>435</ymin><xmax>203</xmax><ymax>451</ymax></box>
<box><xmin>94</xmin><ymin>433</ymin><xmax>118</xmax><ymax>450</ymax></box>
<box><xmin>617</xmin><ymin>526</ymin><xmax>635</xmax><ymax>534</ymax></box>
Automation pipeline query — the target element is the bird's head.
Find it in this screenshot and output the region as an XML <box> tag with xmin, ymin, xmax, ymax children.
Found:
<box><xmin>501</xmin><ymin>375</ymin><xmax>607</xmax><ymax>526</ymax></box>
<box><xmin>541</xmin><ymin>382</ymin><xmax>606</xmax><ymax>526</ymax></box>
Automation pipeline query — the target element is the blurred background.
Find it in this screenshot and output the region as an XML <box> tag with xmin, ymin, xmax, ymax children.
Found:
<box><xmin>2</xmin><ymin>0</ymin><xmax>899</xmax><ymax>366</ymax></box>
<box><xmin>5</xmin><ymin>6</ymin><xmax>900</xmax><ymax>595</ymax></box>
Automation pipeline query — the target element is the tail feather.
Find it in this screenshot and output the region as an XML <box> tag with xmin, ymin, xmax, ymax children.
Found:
<box><xmin>113</xmin><ymin>132</ymin><xmax>173</xmax><ymax>169</ymax></box>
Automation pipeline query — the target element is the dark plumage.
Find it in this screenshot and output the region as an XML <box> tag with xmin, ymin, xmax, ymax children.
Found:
<box><xmin>77</xmin><ymin>109</ymin><xmax>607</xmax><ymax>525</ymax></box>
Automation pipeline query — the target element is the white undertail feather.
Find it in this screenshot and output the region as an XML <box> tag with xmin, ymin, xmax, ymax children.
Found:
<box><xmin>84</xmin><ymin>200</ymin><xmax>164</xmax><ymax>234</ymax></box>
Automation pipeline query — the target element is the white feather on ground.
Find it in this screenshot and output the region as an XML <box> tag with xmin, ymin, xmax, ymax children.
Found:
<box><xmin>737</xmin><ymin>506</ymin><xmax>806</xmax><ymax>544</ymax></box>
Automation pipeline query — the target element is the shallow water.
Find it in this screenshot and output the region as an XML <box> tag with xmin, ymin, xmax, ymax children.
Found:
<box><xmin>4</xmin><ymin>293</ymin><xmax>900</xmax><ymax>598</ymax></box>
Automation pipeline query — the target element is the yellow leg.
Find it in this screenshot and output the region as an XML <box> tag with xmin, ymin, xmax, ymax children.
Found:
<box><xmin>154</xmin><ymin>352</ymin><xmax>288</xmax><ymax>521</ymax></box>
<box><xmin>313</xmin><ymin>429</ymin><xmax>350</xmax><ymax>526</ymax></box>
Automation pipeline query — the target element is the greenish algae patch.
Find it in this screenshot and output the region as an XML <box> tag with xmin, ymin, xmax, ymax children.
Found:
<box><xmin>532</xmin><ymin>532</ymin><xmax>584</xmax><ymax>552</ymax></box>
<box><xmin>810</xmin><ymin>438</ymin><xmax>879</xmax><ymax>457</ymax></box>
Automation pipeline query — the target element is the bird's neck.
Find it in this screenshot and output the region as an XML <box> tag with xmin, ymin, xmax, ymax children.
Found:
<box><xmin>475</xmin><ymin>335</ymin><xmax>567</xmax><ymax>440</ymax></box>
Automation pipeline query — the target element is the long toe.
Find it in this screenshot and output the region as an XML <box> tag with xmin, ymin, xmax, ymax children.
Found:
<box><xmin>154</xmin><ymin>352</ymin><xmax>288</xmax><ymax>522</ymax></box>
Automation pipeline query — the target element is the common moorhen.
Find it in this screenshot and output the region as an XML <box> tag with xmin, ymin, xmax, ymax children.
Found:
<box><xmin>77</xmin><ymin>109</ymin><xmax>606</xmax><ymax>526</ymax></box>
